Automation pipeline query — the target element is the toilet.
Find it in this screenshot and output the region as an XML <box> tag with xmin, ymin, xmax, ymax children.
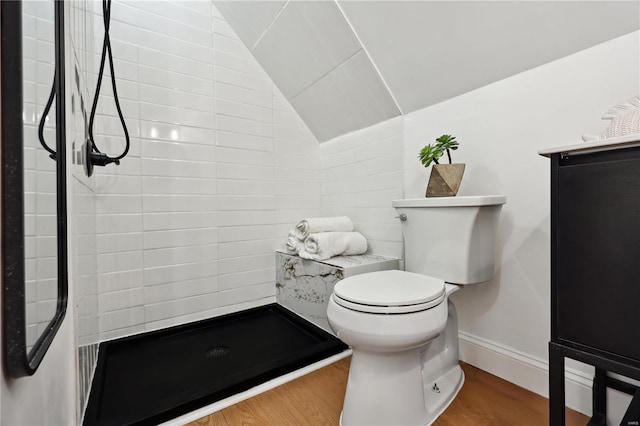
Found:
<box><xmin>327</xmin><ymin>195</ymin><xmax>506</xmax><ymax>426</ymax></box>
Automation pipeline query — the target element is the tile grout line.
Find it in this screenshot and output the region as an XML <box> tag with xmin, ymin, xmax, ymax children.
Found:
<box><xmin>333</xmin><ymin>0</ymin><xmax>404</xmax><ymax>115</ymax></box>
<box><xmin>249</xmin><ymin>0</ymin><xmax>290</xmax><ymax>52</ymax></box>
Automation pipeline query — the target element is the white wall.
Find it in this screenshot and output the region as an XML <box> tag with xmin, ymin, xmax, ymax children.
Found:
<box><xmin>406</xmin><ymin>30</ymin><xmax>640</xmax><ymax>358</ymax></box>
<box><xmin>320</xmin><ymin>31</ymin><xmax>640</xmax><ymax>422</ymax></box>
<box><xmin>0</xmin><ymin>323</ymin><xmax>76</xmax><ymax>426</ymax></box>
<box><xmin>406</xmin><ymin>30</ymin><xmax>639</xmax><ymax>422</ymax></box>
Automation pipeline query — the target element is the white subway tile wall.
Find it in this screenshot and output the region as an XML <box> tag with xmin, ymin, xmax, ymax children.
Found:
<box><xmin>320</xmin><ymin>117</ymin><xmax>404</xmax><ymax>258</ymax></box>
<box><xmin>274</xmin><ymin>87</ymin><xmax>323</xmax><ymax>237</ymax></box>
<box><xmin>68</xmin><ymin>0</ymin><xmax>99</xmax><ymax>421</ymax></box>
<box><xmin>71</xmin><ymin>0</ymin><xmax>322</xmax><ymax>342</ymax></box>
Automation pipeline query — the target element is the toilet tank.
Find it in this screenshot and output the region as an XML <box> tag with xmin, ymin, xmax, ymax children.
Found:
<box><xmin>392</xmin><ymin>195</ymin><xmax>506</xmax><ymax>284</ymax></box>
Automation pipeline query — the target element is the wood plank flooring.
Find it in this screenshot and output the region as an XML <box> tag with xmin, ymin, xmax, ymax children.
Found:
<box><xmin>189</xmin><ymin>358</ymin><xmax>589</xmax><ymax>426</ymax></box>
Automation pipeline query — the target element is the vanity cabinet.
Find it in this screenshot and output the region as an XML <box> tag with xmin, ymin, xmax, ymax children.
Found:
<box><xmin>542</xmin><ymin>137</ymin><xmax>640</xmax><ymax>426</ymax></box>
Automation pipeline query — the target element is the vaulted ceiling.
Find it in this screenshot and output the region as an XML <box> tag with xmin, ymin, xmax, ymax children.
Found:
<box><xmin>214</xmin><ymin>1</ymin><xmax>640</xmax><ymax>142</ymax></box>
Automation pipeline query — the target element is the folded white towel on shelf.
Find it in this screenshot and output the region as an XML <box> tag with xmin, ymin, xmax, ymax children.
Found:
<box><xmin>285</xmin><ymin>231</ymin><xmax>304</xmax><ymax>254</ymax></box>
<box><xmin>294</xmin><ymin>216</ymin><xmax>354</xmax><ymax>240</ymax></box>
<box><xmin>298</xmin><ymin>232</ymin><xmax>367</xmax><ymax>261</ymax></box>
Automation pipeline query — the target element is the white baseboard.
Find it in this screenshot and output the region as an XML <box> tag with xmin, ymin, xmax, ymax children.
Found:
<box><xmin>458</xmin><ymin>331</ymin><xmax>632</xmax><ymax>424</ymax></box>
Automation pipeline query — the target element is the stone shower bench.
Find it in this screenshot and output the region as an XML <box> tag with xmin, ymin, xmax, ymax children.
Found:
<box><xmin>275</xmin><ymin>250</ymin><xmax>400</xmax><ymax>334</ymax></box>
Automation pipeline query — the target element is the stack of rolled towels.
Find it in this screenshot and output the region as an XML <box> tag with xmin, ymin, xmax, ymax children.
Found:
<box><xmin>286</xmin><ymin>216</ymin><xmax>367</xmax><ymax>261</ymax></box>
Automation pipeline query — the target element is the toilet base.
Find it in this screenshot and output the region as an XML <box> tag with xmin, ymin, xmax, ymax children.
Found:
<box><xmin>422</xmin><ymin>364</ymin><xmax>464</xmax><ymax>425</ymax></box>
<box><xmin>339</xmin><ymin>364</ymin><xmax>464</xmax><ymax>426</ymax></box>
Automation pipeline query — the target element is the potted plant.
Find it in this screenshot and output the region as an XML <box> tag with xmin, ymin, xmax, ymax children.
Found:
<box><xmin>418</xmin><ymin>134</ymin><xmax>465</xmax><ymax>197</ymax></box>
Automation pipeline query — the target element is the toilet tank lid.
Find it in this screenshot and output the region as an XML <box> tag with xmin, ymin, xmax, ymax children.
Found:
<box><xmin>392</xmin><ymin>195</ymin><xmax>506</xmax><ymax>208</ymax></box>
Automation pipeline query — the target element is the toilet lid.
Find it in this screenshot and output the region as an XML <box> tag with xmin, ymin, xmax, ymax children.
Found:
<box><xmin>333</xmin><ymin>270</ymin><xmax>445</xmax><ymax>314</ymax></box>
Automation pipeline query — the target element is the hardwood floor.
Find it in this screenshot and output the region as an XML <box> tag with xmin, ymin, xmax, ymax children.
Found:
<box><xmin>189</xmin><ymin>358</ymin><xmax>589</xmax><ymax>426</ymax></box>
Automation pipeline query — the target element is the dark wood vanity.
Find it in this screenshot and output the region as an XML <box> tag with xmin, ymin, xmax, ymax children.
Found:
<box><xmin>541</xmin><ymin>136</ymin><xmax>640</xmax><ymax>425</ymax></box>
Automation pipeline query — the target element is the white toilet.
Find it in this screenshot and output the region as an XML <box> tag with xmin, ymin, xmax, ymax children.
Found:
<box><xmin>327</xmin><ymin>195</ymin><xmax>506</xmax><ymax>426</ymax></box>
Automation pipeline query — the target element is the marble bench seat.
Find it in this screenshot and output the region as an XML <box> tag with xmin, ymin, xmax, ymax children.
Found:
<box><xmin>275</xmin><ymin>251</ymin><xmax>400</xmax><ymax>334</ymax></box>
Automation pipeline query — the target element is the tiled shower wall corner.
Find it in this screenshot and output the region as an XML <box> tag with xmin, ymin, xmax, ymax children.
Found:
<box><xmin>320</xmin><ymin>117</ymin><xmax>404</xmax><ymax>258</ymax></box>
<box><xmin>68</xmin><ymin>0</ymin><xmax>99</xmax><ymax>421</ymax></box>
<box><xmin>69</xmin><ymin>0</ymin><xmax>321</xmax><ymax>344</ymax></box>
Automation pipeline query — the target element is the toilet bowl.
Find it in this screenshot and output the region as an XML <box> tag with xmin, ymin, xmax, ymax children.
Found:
<box><xmin>327</xmin><ymin>195</ymin><xmax>506</xmax><ymax>426</ymax></box>
<box><xmin>329</xmin><ymin>270</ymin><xmax>446</xmax><ymax>352</ymax></box>
<box><xmin>328</xmin><ymin>271</ymin><xmax>458</xmax><ymax>426</ymax></box>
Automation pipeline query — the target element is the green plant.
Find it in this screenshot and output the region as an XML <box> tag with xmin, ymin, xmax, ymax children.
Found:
<box><xmin>418</xmin><ymin>134</ymin><xmax>459</xmax><ymax>167</ymax></box>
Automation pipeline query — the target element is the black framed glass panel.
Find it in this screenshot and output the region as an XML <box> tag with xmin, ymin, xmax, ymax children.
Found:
<box><xmin>2</xmin><ymin>0</ymin><xmax>67</xmax><ymax>377</ymax></box>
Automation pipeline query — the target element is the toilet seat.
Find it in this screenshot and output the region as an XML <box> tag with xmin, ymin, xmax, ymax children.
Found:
<box><xmin>332</xmin><ymin>270</ymin><xmax>445</xmax><ymax>314</ymax></box>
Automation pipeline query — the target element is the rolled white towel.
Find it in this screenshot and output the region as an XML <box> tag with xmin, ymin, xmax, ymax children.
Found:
<box><xmin>298</xmin><ymin>232</ymin><xmax>367</xmax><ymax>261</ymax></box>
<box><xmin>294</xmin><ymin>216</ymin><xmax>354</xmax><ymax>240</ymax></box>
<box><xmin>285</xmin><ymin>231</ymin><xmax>304</xmax><ymax>254</ymax></box>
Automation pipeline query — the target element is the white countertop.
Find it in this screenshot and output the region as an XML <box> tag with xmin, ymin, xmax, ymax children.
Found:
<box><xmin>538</xmin><ymin>133</ymin><xmax>640</xmax><ymax>157</ymax></box>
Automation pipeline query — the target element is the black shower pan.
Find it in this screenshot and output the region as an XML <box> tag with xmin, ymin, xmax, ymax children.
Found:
<box><xmin>83</xmin><ymin>303</ymin><xmax>347</xmax><ymax>426</ymax></box>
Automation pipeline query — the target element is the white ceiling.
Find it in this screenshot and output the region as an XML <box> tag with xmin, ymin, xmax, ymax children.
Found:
<box><xmin>251</xmin><ymin>1</ymin><xmax>362</xmax><ymax>99</ymax></box>
<box><xmin>290</xmin><ymin>50</ymin><xmax>400</xmax><ymax>141</ymax></box>
<box><xmin>339</xmin><ymin>1</ymin><xmax>640</xmax><ymax>114</ymax></box>
<box><xmin>214</xmin><ymin>1</ymin><xmax>640</xmax><ymax>142</ymax></box>
<box><xmin>214</xmin><ymin>1</ymin><xmax>286</xmax><ymax>48</ymax></box>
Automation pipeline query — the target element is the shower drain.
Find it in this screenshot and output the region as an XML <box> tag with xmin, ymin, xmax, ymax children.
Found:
<box><xmin>205</xmin><ymin>345</ymin><xmax>230</xmax><ymax>358</ymax></box>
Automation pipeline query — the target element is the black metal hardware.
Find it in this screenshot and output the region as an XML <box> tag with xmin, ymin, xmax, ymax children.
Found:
<box><xmin>85</xmin><ymin>0</ymin><xmax>130</xmax><ymax>176</ymax></box>
<box><xmin>84</xmin><ymin>138</ymin><xmax>120</xmax><ymax>178</ymax></box>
